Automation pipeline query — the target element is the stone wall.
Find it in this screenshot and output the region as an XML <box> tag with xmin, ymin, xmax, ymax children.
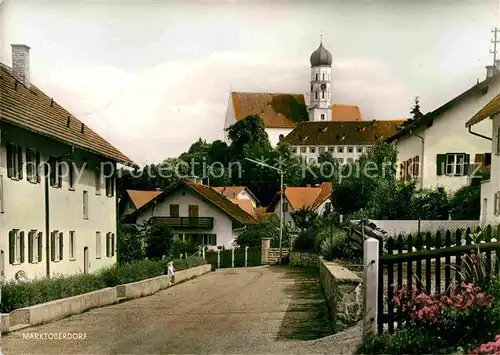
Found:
<box><xmin>268</xmin><ymin>248</ymin><xmax>290</xmax><ymax>264</ymax></box>
<box><xmin>319</xmin><ymin>258</ymin><xmax>361</xmax><ymax>332</ymax></box>
<box><xmin>289</xmin><ymin>251</ymin><xmax>319</xmax><ymax>268</ymax></box>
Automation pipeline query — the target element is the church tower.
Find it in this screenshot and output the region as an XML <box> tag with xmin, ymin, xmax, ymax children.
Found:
<box><xmin>309</xmin><ymin>39</ymin><xmax>332</xmax><ymax>121</ymax></box>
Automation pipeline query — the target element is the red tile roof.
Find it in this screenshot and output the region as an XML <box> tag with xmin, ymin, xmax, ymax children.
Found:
<box><xmin>331</xmin><ymin>104</ymin><xmax>362</xmax><ymax>121</ymax></box>
<box><xmin>267</xmin><ymin>182</ymin><xmax>332</xmax><ymax>212</ymax></box>
<box><xmin>126</xmin><ymin>189</ymin><xmax>162</xmax><ymax>210</ymax></box>
<box><xmin>230</xmin><ymin>92</ymin><xmax>308</xmax><ymax>128</ymax></box>
<box><xmin>0</xmin><ymin>64</ymin><xmax>131</xmax><ymax>163</ymax></box>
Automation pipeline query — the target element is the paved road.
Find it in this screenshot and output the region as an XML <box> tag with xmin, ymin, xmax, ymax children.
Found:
<box><xmin>0</xmin><ymin>266</ymin><xmax>360</xmax><ymax>354</ymax></box>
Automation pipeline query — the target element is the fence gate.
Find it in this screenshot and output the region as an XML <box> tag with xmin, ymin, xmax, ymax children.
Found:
<box><xmin>205</xmin><ymin>247</ymin><xmax>261</xmax><ymax>269</ymax></box>
<box><xmin>376</xmin><ymin>225</ymin><xmax>500</xmax><ymax>334</ymax></box>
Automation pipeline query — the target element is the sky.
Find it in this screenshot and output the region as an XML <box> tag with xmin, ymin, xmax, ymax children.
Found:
<box><xmin>0</xmin><ymin>0</ymin><xmax>499</xmax><ymax>165</ymax></box>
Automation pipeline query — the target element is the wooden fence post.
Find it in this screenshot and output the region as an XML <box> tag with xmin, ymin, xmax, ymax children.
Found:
<box><xmin>363</xmin><ymin>237</ymin><xmax>379</xmax><ymax>336</ymax></box>
<box><xmin>231</xmin><ymin>248</ymin><xmax>235</xmax><ymax>268</ymax></box>
<box><xmin>245</xmin><ymin>246</ymin><xmax>248</xmax><ymax>267</ymax></box>
<box><xmin>217</xmin><ymin>250</ymin><xmax>220</xmax><ymax>268</ymax></box>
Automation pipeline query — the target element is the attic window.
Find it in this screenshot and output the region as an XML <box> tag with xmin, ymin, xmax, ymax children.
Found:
<box><xmin>51</xmin><ymin>98</ymin><xmax>54</xmax><ymax>107</ymax></box>
<box><xmin>361</xmin><ymin>127</ymin><xmax>366</xmax><ymax>131</ymax></box>
<box><xmin>14</xmin><ymin>80</ymin><xmax>17</xmax><ymax>90</ymax></box>
<box><xmin>300</xmin><ymin>135</ymin><xmax>308</xmax><ymax>141</ymax></box>
<box><xmin>318</xmin><ymin>127</ymin><xmax>328</xmax><ymax>133</ymax></box>
<box><xmin>66</xmin><ymin>116</ymin><xmax>70</xmax><ymax>128</ymax></box>
<box><xmin>81</xmin><ymin>123</ymin><xmax>85</xmax><ymax>134</ymax></box>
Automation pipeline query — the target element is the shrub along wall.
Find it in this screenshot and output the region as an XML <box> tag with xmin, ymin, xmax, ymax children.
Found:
<box><xmin>0</xmin><ymin>256</ymin><xmax>206</xmax><ymax>313</ymax></box>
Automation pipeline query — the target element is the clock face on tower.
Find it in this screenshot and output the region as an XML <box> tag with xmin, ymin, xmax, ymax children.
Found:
<box><xmin>320</xmin><ymin>83</ymin><xmax>326</xmax><ymax>91</ymax></box>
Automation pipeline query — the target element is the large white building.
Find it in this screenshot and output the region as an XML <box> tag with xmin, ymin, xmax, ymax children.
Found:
<box><xmin>223</xmin><ymin>40</ymin><xmax>364</xmax><ymax>146</ymax></box>
<box><xmin>0</xmin><ymin>45</ymin><xmax>131</xmax><ymax>280</ymax></box>
<box><xmin>386</xmin><ymin>67</ymin><xmax>500</xmax><ymax>192</ymax></box>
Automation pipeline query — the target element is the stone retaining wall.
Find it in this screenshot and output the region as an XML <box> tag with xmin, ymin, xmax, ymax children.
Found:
<box><xmin>319</xmin><ymin>258</ymin><xmax>361</xmax><ymax>332</ymax></box>
<box><xmin>268</xmin><ymin>248</ymin><xmax>289</xmax><ymax>264</ymax></box>
<box><xmin>289</xmin><ymin>251</ymin><xmax>319</xmax><ymax>268</ymax></box>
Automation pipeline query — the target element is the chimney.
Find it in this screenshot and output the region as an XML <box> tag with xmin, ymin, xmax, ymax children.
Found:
<box><xmin>11</xmin><ymin>44</ymin><xmax>30</xmax><ymax>88</ymax></box>
<box><xmin>486</xmin><ymin>65</ymin><xmax>495</xmax><ymax>79</ymax></box>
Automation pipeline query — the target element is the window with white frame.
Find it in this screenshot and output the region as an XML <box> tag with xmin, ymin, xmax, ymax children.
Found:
<box><xmin>321</xmin><ymin>114</ymin><xmax>325</xmax><ymax>120</ymax></box>
<box><xmin>495</xmin><ymin>192</ymin><xmax>500</xmax><ymax>216</ymax></box>
<box><xmin>9</xmin><ymin>229</ymin><xmax>24</xmax><ymax>264</ymax></box>
<box><xmin>96</xmin><ymin>232</ymin><xmax>102</xmax><ymax>259</ymax></box>
<box><xmin>49</xmin><ymin>157</ymin><xmax>62</xmax><ymax>188</ymax></box>
<box><xmin>203</xmin><ymin>234</ymin><xmax>217</xmax><ymax>246</ymax></box>
<box><xmin>69</xmin><ymin>231</ymin><xmax>75</xmax><ymax>260</ymax></box>
<box><xmin>51</xmin><ymin>231</ymin><xmax>63</xmax><ymax>261</ymax></box>
<box><xmin>446</xmin><ymin>153</ymin><xmax>466</xmax><ymax>176</ymax></box>
<box><xmin>347</xmin><ymin>147</ymin><xmax>354</xmax><ymax>153</ymax></box>
<box><xmin>106</xmin><ymin>233</ymin><xmax>115</xmax><ymax>257</ymax></box>
<box><xmin>68</xmin><ymin>162</ymin><xmax>75</xmax><ymax>190</ymax></box>
<box><xmin>328</xmin><ymin>147</ymin><xmax>335</xmax><ymax>153</ymax></box>
<box><xmin>300</xmin><ymin>147</ymin><xmax>306</xmax><ymax>153</ymax></box>
<box><xmin>310</xmin><ymin>147</ymin><xmax>316</xmax><ymax>153</ymax></box>
<box><xmin>28</xmin><ymin>230</ymin><xmax>40</xmax><ymax>263</ymax></box>
<box><xmin>318</xmin><ymin>147</ymin><xmax>325</xmax><ymax>154</ymax></box>
<box><xmin>83</xmin><ymin>191</ymin><xmax>89</xmax><ymax>219</ymax></box>
<box><xmin>338</xmin><ymin>147</ymin><xmax>344</xmax><ymax>153</ymax></box>
<box><xmin>357</xmin><ymin>147</ymin><xmax>363</xmax><ymax>153</ymax></box>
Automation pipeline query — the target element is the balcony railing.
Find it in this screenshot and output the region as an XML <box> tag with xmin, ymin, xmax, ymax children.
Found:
<box><xmin>152</xmin><ymin>217</ymin><xmax>214</xmax><ymax>229</ymax></box>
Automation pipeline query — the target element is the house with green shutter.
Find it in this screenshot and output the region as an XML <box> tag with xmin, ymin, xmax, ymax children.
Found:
<box><xmin>386</xmin><ymin>67</ymin><xmax>500</xmax><ymax>192</ymax></box>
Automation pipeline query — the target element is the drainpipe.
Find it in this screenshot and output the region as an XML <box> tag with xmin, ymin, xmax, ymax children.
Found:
<box><xmin>44</xmin><ymin>163</ymin><xmax>50</xmax><ymax>278</ymax></box>
<box><xmin>410</xmin><ymin>130</ymin><xmax>424</xmax><ymax>189</ymax></box>
<box><xmin>467</xmin><ymin>126</ymin><xmax>492</xmax><ymax>141</ymax></box>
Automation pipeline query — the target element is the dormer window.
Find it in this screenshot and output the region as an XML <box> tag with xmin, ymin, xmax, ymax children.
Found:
<box><xmin>321</xmin><ymin>114</ymin><xmax>325</xmax><ymax>120</ymax></box>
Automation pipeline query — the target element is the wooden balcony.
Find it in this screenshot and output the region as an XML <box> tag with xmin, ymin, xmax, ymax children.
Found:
<box><xmin>152</xmin><ymin>217</ymin><xmax>214</xmax><ymax>229</ymax></box>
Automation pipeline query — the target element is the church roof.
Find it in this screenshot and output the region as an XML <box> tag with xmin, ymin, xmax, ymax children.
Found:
<box><xmin>332</xmin><ymin>104</ymin><xmax>363</xmax><ymax>122</ymax></box>
<box><xmin>230</xmin><ymin>92</ymin><xmax>308</xmax><ymax>128</ymax></box>
<box><xmin>310</xmin><ymin>42</ymin><xmax>332</xmax><ymax>67</ymax></box>
<box><xmin>282</xmin><ymin>120</ymin><xmax>406</xmax><ymax>146</ymax></box>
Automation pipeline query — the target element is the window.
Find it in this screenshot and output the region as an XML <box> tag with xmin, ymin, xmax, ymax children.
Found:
<box><xmin>338</xmin><ymin>147</ymin><xmax>344</xmax><ymax>153</ymax></box>
<box><xmin>68</xmin><ymin>162</ymin><xmax>75</xmax><ymax>190</ymax></box>
<box><xmin>292</xmin><ymin>147</ymin><xmax>297</xmax><ymax>153</ymax></box>
<box><xmin>28</xmin><ymin>230</ymin><xmax>41</xmax><ymax>263</ymax></box>
<box><xmin>328</xmin><ymin>147</ymin><xmax>335</xmax><ymax>153</ymax></box>
<box><xmin>300</xmin><ymin>147</ymin><xmax>306</xmax><ymax>153</ymax></box>
<box><xmin>321</xmin><ymin>114</ymin><xmax>325</xmax><ymax>120</ymax></box>
<box><xmin>188</xmin><ymin>205</ymin><xmax>199</xmax><ymax>218</ymax></box>
<box><xmin>95</xmin><ymin>169</ymin><xmax>101</xmax><ymax>195</ymax></box>
<box><xmin>96</xmin><ymin>232</ymin><xmax>102</xmax><ymax>259</ymax></box>
<box><xmin>9</xmin><ymin>230</ymin><xmax>24</xmax><ymax>264</ymax></box>
<box><xmin>26</xmin><ymin>148</ymin><xmax>40</xmax><ymax>183</ymax></box>
<box><xmin>495</xmin><ymin>192</ymin><xmax>500</xmax><ymax>217</ymax></box>
<box><xmin>104</xmin><ymin>164</ymin><xmax>115</xmax><ymax>197</ymax></box>
<box><xmin>83</xmin><ymin>191</ymin><xmax>89</xmax><ymax>219</ymax></box>
<box><xmin>338</xmin><ymin>158</ymin><xmax>344</xmax><ymax>164</ymax></box>
<box><xmin>203</xmin><ymin>234</ymin><xmax>217</xmax><ymax>246</ymax></box>
<box><xmin>347</xmin><ymin>147</ymin><xmax>354</xmax><ymax>153</ymax></box>
<box><xmin>315</xmin><ymin>91</ymin><xmax>318</xmax><ymax>100</ymax></box>
<box><xmin>445</xmin><ymin>153</ymin><xmax>466</xmax><ymax>176</ymax></box>
<box><xmin>496</xmin><ymin>127</ymin><xmax>500</xmax><ymax>155</ymax></box>
<box><xmin>170</xmin><ymin>204</ymin><xmax>180</xmax><ymax>217</ymax></box>
<box><xmin>315</xmin><ymin>73</ymin><xmax>318</xmax><ymax>81</ymax></box>
<box><xmin>310</xmin><ymin>147</ymin><xmax>316</xmax><ymax>153</ymax></box>
<box><xmin>106</xmin><ymin>233</ymin><xmax>115</xmax><ymax>258</ymax></box>
<box><xmin>7</xmin><ymin>143</ymin><xmax>22</xmax><ymax>180</ymax></box>
<box><xmin>357</xmin><ymin>147</ymin><xmax>363</xmax><ymax>153</ymax></box>
<box><xmin>49</xmin><ymin>157</ymin><xmax>62</xmax><ymax>188</ymax></box>
<box><xmin>69</xmin><ymin>231</ymin><xmax>75</xmax><ymax>260</ymax></box>
<box><xmin>322</xmin><ymin>73</ymin><xmax>325</xmax><ymax>81</ymax></box>
<box><xmin>318</xmin><ymin>147</ymin><xmax>325</xmax><ymax>154</ymax></box>
<box><xmin>322</xmin><ymin>90</ymin><xmax>325</xmax><ymax>99</ymax></box>
<box><xmin>50</xmin><ymin>231</ymin><xmax>63</xmax><ymax>262</ymax></box>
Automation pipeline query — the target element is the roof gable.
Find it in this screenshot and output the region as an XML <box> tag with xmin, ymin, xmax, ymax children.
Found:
<box><xmin>282</xmin><ymin>120</ymin><xmax>405</xmax><ymax>146</ymax></box>
<box><xmin>126</xmin><ymin>189</ymin><xmax>162</xmax><ymax>210</ymax></box>
<box><xmin>230</xmin><ymin>92</ymin><xmax>308</xmax><ymax>128</ymax></box>
<box><xmin>466</xmin><ymin>93</ymin><xmax>500</xmax><ymax>127</ymax></box>
<box><xmin>0</xmin><ymin>64</ymin><xmax>131</xmax><ymax>163</ymax></box>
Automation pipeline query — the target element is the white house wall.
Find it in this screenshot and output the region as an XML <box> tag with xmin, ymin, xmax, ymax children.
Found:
<box><xmin>135</xmin><ymin>187</ymin><xmax>234</xmax><ymax>248</ymax></box>
<box><xmin>293</xmin><ymin>144</ymin><xmax>370</xmax><ymax>164</ymax></box>
<box><xmin>266</xmin><ymin>127</ymin><xmax>294</xmax><ymax>147</ymax></box>
<box><xmin>481</xmin><ymin>114</ymin><xmax>500</xmax><ymax>226</ymax></box>
<box><xmin>223</xmin><ymin>95</ymin><xmax>235</xmax><ymax>143</ymax></box>
<box><xmin>395</xmin><ymin>78</ymin><xmax>500</xmax><ymax>192</ymax></box>
<box><xmin>0</xmin><ymin>124</ymin><xmax>117</xmax><ymax>280</ymax></box>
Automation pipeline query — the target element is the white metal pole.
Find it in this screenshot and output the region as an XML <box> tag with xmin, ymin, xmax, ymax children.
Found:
<box><xmin>245</xmin><ymin>246</ymin><xmax>248</xmax><ymax>267</ymax></box>
<box><xmin>231</xmin><ymin>248</ymin><xmax>235</xmax><ymax>268</ymax></box>
<box><xmin>279</xmin><ymin>171</ymin><xmax>283</xmax><ymax>264</ymax></box>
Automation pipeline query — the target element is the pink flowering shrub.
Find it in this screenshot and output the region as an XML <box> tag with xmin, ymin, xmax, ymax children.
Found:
<box><xmin>470</xmin><ymin>335</ymin><xmax>500</xmax><ymax>354</ymax></box>
<box><xmin>393</xmin><ymin>282</ymin><xmax>492</xmax><ymax>326</ymax></box>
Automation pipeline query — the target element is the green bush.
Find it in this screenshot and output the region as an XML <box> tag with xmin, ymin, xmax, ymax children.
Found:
<box><xmin>0</xmin><ymin>256</ymin><xmax>206</xmax><ymax>313</ymax></box>
<box><xmin>117</xmin><ymin>223</ymin><xmax>145</xmax><ymax>265</ymax></box>
<box><xmin>320</xmin><ymin>228</ymin><xmax>351</xmax><ymax>261</ymax></box>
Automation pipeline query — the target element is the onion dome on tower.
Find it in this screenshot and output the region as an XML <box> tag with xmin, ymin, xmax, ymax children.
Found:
<box><xmin>310</xmin><ymin>40</ymin><xmax>332</xmax><ymax>67</ymax></box>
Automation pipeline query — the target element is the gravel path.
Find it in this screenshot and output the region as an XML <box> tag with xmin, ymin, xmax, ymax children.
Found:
<box><xmin>0</xmin><ymin>266</ymin><xmax>361</xmax><ymax>354</ymax></box>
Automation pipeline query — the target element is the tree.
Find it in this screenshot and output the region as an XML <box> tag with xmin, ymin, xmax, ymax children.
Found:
<box><xmin>410</xmin><ymin>96</ymin><xmax>424</xmax><ymax>120</ymax></box>
<box><xmin>117</xmin><ymin>223</ymin><xmax>145</xmax><ymax>264</ymax></box>
<box><xmin>450</xmin><ymin>184</ymin><xmax>480</xmax><ymax>220</ymax></box>
<box><xmin>234</xmin><ymin>214</ymin><xmax>292</xmax><ymax>248</ymax></box>
<box><xmin>143</xmin><ymin>221</ymin><xmax>175</xmax><ymax>260</ymax></box>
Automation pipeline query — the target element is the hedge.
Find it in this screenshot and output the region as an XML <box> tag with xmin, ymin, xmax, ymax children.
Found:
<box><xmin>0</xmin><ymin>256</ymin><xmax>206</xmax><ymax>313</ymax></box>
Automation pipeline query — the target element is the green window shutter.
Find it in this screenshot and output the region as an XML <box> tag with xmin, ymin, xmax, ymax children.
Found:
<box><xmin>9</xmin><ymin>231</ymin><xmax>15</xmax><ymax>264</ymax></box>
<box><xmin>20</xmin><ymin>232</ymin><xmax>25</xmax><ymax>263</ymax></box>
<box><xmin>464</xmin><ymin>154</ymin><xmax>470</xmax><ymax>176</ymax></box>
<box><xmin>51</xmin><ymin>232</ymin><xmax>56</xmax><ymax>261</ymax></box>
<box><xmin>36</xmin><ymin>152</ymin><xmax>41</xmax><ymax>183</ymax></box>
<box><xmin>6</xmin><ymin>144</ymin><xmax>14</xmax><ymax>178</ymax></box>
<box><xmin>112</xmin><ymin>234</ymin><xmax>115</xmax><ymax>257</ymax></box>
<box><xmin>436</xmin><ymin>154</ymin><xmax>446</xmax><ymax>176</ymax></box>
<box><xmin>28</xmin><ymin>231</ymin><xmax>33</xmax><ymax>263</ymax></box>
<box><xmin>38</xmin><ymin>233</ymin><xmax>43</xmax><ymax>262</ymax></box>
<box><xmin>106</xmin><ymin>233</ymin><xmax>110</xmax><ymax>257</ymax></box>
<box><xmin>17</xmin><ymin>146</ymin><xmax>23</xmax><ymax>180</ymax></box>
<box><xmin>59</xmin><ymin>233</ymin><xmax>63</xmax><ymax>261</ymax></box>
